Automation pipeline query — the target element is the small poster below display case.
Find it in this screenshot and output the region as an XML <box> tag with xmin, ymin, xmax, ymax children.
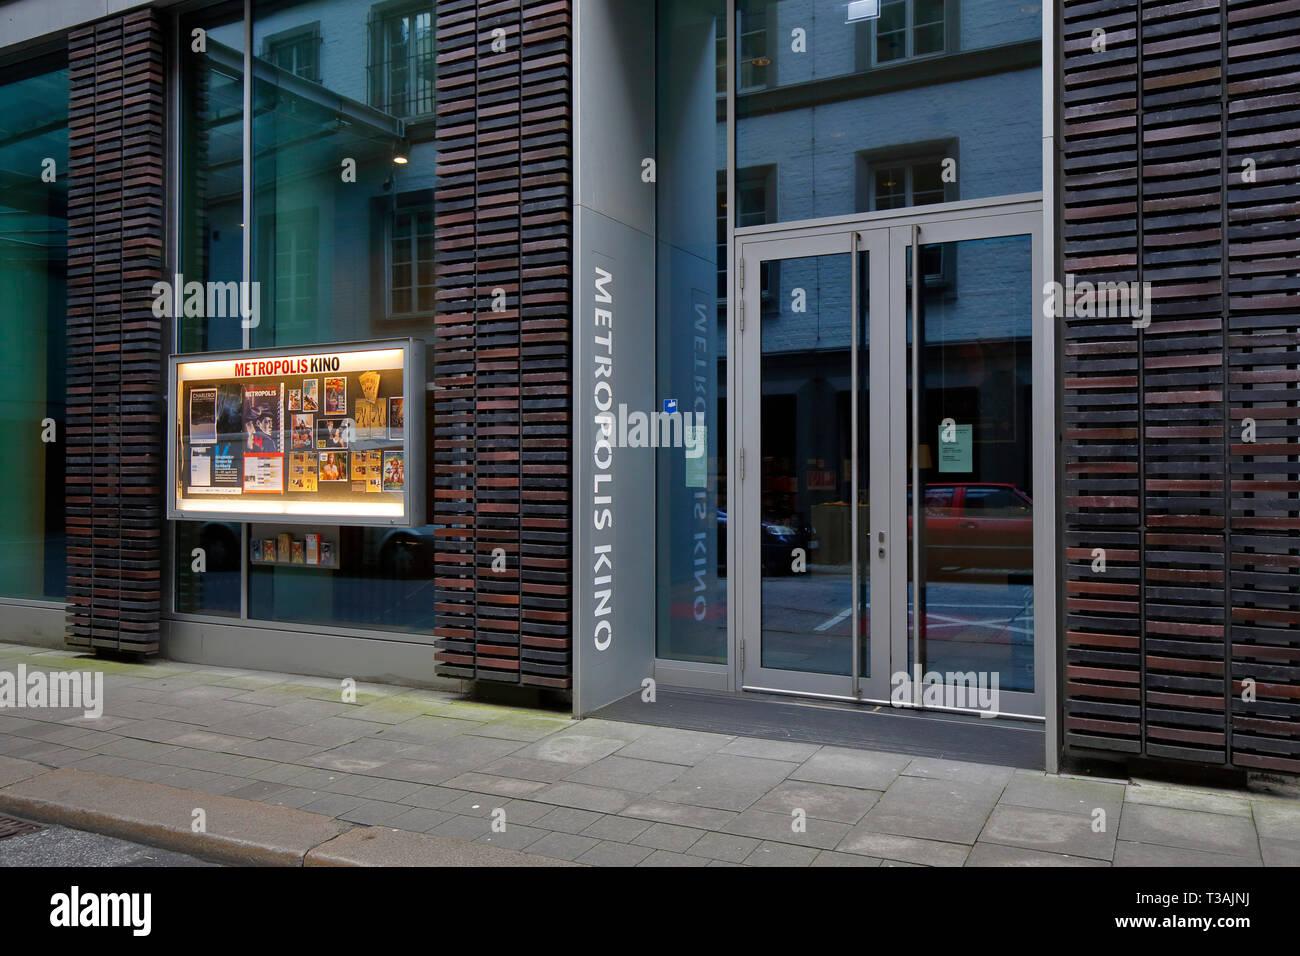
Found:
<box><xmin>169</xmin><ymin>339</ymin><xmax>424</xmax><ymax>526</ymax></box>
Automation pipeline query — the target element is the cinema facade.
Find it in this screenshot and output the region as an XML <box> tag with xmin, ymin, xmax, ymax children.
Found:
<box><xmin>2</xmin><ymin>0</ymin><xmax>1297</xmax><ymax>778</ymax></box>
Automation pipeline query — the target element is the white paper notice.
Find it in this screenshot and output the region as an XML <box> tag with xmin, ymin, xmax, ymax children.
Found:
<box><xmin>190</xmin><ymin>449</ymin><xmax>212</xmax><ymax>487</ymax></box>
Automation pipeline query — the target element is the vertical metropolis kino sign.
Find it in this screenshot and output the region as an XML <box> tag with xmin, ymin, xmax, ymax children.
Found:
<box><xmin>591</xmin><ymin>266</ymin><xmax>616</xmax><ymax>654</ymax></box>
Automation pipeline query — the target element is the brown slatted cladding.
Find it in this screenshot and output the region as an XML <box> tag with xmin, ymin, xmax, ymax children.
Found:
<box><xmin>1062</xmin><ymin>0</ymin><xmax>1300</xmax><ymax>771</ymax></box>
<box><xmin>1225</xmin><ymin>0</ymin><xmax>1300</xmax><ymax>774</ymax></box>
<box><xmin>64</xmin><ymin>10</ymin><xmax>167</xmax><ymax>655</ymax></box>
<box><xmin>434</xmin><ymin>0</ymin><xmax>572</xmax><ymax>688</ymax></box>
<box><xmin>1062</xmin><ymin>0</ymin><xmax>1144</xmax><ymax>754</ymax></box>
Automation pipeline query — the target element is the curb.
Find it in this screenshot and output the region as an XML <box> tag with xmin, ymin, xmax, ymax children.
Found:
<box><xmin>0</xmin><ymin>767</ymin><xmax>578</xmax><ymax>867</ymax></box>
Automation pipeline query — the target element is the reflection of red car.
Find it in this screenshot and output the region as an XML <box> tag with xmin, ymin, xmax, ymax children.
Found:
<box><xmin>908</xmin><ymin>483</ymin><xmax>1032</xmax><ymax>575</ymax></box>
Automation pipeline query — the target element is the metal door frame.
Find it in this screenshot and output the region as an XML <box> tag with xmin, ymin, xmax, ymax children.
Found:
<box><xmin>731</xmin><ymin>198</ymin><xmax>1047</xmax><ymax>720</ymax></box>
<box><xmin>735</xmin><ymin>229</ymin><xmax>891</xmax><ymax>701</ymax></box>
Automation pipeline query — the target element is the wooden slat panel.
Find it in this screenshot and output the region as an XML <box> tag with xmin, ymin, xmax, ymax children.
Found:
<box><xmin>434</xmin><ymin>0</ymin><xmax>572</xmax><ymax>687</ymax></box>
<box><xmin>64</xmin><ymin>10</ymin><xmax>166</xmax><ymax>656</ymax></box>
<box><xmin>1062</xmin><ymin>0</ymin><xmax>1300</xmax><ymax>769</ymax></box>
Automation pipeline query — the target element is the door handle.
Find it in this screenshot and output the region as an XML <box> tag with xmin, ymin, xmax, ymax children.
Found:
<box><xmin>877</xmin><ymin>530</ymin><xmax>886</xmax><ymax>558</ymax></box>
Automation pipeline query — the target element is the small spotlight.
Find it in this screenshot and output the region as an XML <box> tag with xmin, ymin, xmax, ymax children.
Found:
<box><xmin>393</xmin><ymin>154</ymin><xmax>408</xmax><ymax>165</ymax></box>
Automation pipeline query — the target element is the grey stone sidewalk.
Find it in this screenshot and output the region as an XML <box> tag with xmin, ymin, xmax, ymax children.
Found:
<box><xmin>0</xmin><ymin>642</ymin><xmax>1295</xmax><ymax>866</ymax></box>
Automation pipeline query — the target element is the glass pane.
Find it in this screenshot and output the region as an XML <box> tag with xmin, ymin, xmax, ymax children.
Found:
<box><xmin>656</xmin><ymin>0</ymin><xmax>728</xmax><ymax>663</ymax></box>
<box><xmin>907</xmin><ymin>235</ymin><xmax>1034</xmax><ymax>698</ymax></box>
<box><xmin>760</xmin><ymin>253</ymin><xmax>853</xmax><ymax>676</ymax></box>
<box><xmin>735</xmin><ymin>0</ymin><xmax>1041</xmax><ymax>223</ymax></box>
<box><xmin>0</xmin><ymin>57</ymin><xmax>69</xmax><ymax>601</ymax></box>
<box><xmin>206</xmin><ymin>0</ymin><xmax>439</xmax><ymax>634</ymax></box>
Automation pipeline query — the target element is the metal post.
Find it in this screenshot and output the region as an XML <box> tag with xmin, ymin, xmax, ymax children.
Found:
<box><xmin>911</xmin><ymin>224</ymin><xmax>922</xmax><ymax>674</ymax></box>
<box><xmin>850</xmin><ymin>231</ymin><xmax>860</xmax><ymax>695</ymax></box>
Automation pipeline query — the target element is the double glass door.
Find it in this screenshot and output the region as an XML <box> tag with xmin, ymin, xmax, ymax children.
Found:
<box><xmin>735</xmin><ymin>211</ymin><xmax>1042</xmax><ymax>717</ymax></box>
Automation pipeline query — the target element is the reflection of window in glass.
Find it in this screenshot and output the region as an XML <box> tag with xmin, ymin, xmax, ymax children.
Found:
<box><xmin>873</xmin><ymin>157</ymin><xmax>947</xmax><ymax>210</ymax></box>
<box><xmin>876</xmin><ymin>0</ymin><xmax>948</xmax><ymax>64</ymax></box>
<box><xmin>368</xmin><ymin>3</ymin><xmax>435</xmax><ymax>118</ymax></box>
<box><xmin>268</xmin><ymin>209</ymin><xmax>318</xmax><ymax>332</ymax></box>
<box><xmin>390</xmin><ymin>201</ymin><xmax>436</xmax><ymax>316</ymax></box>
<box><xmin>732</xmin><ymin>5</ymin><xmax>770</xmax><ymax>92</ymax></box>
<box><xmin>264</xmin><ymin>24</ymin><xmax>321</xmax><ymax>82</ymax></box>
<box><xmin>724</xmin><ymin>166</ymin><xmax>778</xmax><ymax>313</ymax></box>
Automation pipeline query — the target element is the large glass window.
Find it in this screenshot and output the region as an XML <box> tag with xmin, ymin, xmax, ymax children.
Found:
<box><xmin>735</xmin><ymin>0</ymin><xmax>1041</xmax><ymax>223</ymax></box>
<box><xmin>0</xmin><ymin>54</ymin><xmax>68</xmax><ymax>602</ymax></box>
<box><xmin>656</xmin><ymin>0</ymin><xmax>728</xmax><ymax>664</ymax></box>
<box><xmin>174</xmin><ymin>4</ymin><xmax>244</xmax><ymax>617</ymax></box>
<box><xmin>173</xmin><ymin>0</ymin><xmax>438</xmax><ymax>635</ymax></box>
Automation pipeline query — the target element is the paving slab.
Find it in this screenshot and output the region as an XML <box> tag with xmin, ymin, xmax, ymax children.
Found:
<box><xmin>857</xmin><ymin>774</ymin><xmax>1002</xmax><ymax>845</ymax></box>
<box><xmin>966</xmin><ymin>842</ymin><xmax>1109</xmax><ymax>867</ymax></box>
<box><xmin>789</xmin><ymin>746</ymin><xmax>910</xmax><ymax>790</ymax></box>
<box><xmin>305</xmin><ymin>825</ymin><xmax>579</xmax><ymax>866</ymax></box>
<box><xmin>1124</xmin><ymin>783</ymin><xmax>1253</xmax><ymax>818</ymax></box>
<box><xmin>723</xmin><ymin>807</ymin><xmax>852</xmax><ymax>850</ymax></box>
<box><xmin>575</xmin><ymin>840</ymin><xmax>655</xmax><ymax>867</ymax></box>
<box><xmin>999</xmin><ymin>772</ymin><xmax>1124</xmax><ymax>817</ymax></box>
<box><xmin>564</xmin><ymin>755</ymin><xmax>686</xmax><ymax>793</ymax></box>
<box><xmin>526</xmin><ymin>831</ymin><xmax>601</xmax><ymax>861</ymax></box>
<box><xmin>1118</xmin><ymin>803</ymin><xmax>1261</xmax><ymax>861</ymax></box>
<box><xmin>1113</xmin><ymin>840</ymin><xmax>1262</xmax><ymax>868</ymax></box>
<box><xmin>0</xmin><ymin>755</ymin><xmax>49</xmax><ymax>788</ymax></box>
<box><xmin>650</xmin><ymin>753</ymin><xmax>798</xmax><ymax>811</ymax></box>
<box><xmin>511</xmin><ymin>733</ymin><xmax>627</xmax><ymax>766</ymax></box>
<box><xmin>902</xmin><ymin>757</ymin><xmax>1016</xmax><ymax>788</ymax></box>
<box><xmin>614</xmin><ymin>727</ymin><xmax>735</xmax><ymax>766</ymax></box>
<box><xmin>0</xmin><ymin>768</ymin><xmax>349</xmax><ymax>866</ymax></box>
<box><xmin>978</xmin><ymin>803</ymin><xmax>1116</xmax><ymax>861</ymax></box>
<box><xmin>835</xmin><ymin>827</ymin><xmax>971</xmax><ymax>866</ymax></box>
<box><xmin>753</xmin><ymin>780</ymin><xmax>881</xmax><ymax>824</ymax></box>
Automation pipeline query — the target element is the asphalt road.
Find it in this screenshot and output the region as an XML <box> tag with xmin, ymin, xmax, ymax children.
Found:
<box><xmin>0</xmin><ymin>819</ymin><xmax>217</xmax><ymax>867</ymax></box>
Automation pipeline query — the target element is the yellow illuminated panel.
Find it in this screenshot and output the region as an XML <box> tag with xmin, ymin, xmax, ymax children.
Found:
<box><xmin>172</xmin><ymin>345</ymin><xmax>411</xmax><ymax>523</ymax></box>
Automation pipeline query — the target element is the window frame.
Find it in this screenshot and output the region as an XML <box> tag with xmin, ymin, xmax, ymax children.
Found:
<box><xmin>367</xmin><ymin>0</ymin><xmax>437</xmax><ymax>121</ymax></box>
<box><xmin>261</xmin><ymin>21</ymin><xmax>322</xmax><ymax>83</ymax></box>
<box><xmin>854</xmin><ymin>0</ymin><xmax>960</xmax><ymax>72</ymax></box>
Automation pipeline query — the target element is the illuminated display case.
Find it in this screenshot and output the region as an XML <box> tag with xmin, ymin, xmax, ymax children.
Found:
<box><xmin>168</xmin><ymin>339</ymin><xmax>425</xmax><ymax>526</ymax></box>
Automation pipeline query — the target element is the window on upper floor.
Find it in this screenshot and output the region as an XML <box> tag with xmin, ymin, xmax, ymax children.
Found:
<box><xmin>263</xmin><ymin>23</ymin><xmax>321</xmax><ymax>83</ymax></box>
<box><xmin>856</xmin><ymin>0</ymin><xmax>954</xmax><ymax>70</ymax></box>
<box><xmin>368</xmin><ymin>2</ymin><xmax>436</xmax><ymax>119</ymax></box>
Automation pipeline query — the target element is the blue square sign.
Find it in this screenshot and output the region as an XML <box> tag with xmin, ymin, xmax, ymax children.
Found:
<box><xmin>663</xmin><ymin>398</ymin><xmax>678</xmax><ymax>414</ymax></box>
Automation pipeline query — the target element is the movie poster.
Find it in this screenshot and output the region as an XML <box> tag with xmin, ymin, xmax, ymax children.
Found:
<box><xmin>288</xmin><ymin>389</ymin><xmax>302</xmax><ymax>412</ymax></box>
<box><xmin>291</xmin><ymin>413</ymin><xmax>313</xmax><ymax>450</ymax></box>
<box><xmin>388</xmin><ymin>397</ymin><xmax>405</xmax><ymax>441</ymax></box>
<box><xmin>319</xmin><ymin>452</ymin><xmax>347</xmax><ymax>482</ymax></box>
<box><xmin>324</xmin><ymin>376</ymin><xmax>347</xmax><ymax>415</ymax></box>
<box><xmin>189</xmin><ymin>388</ymin><xmax>218</xmax><ymax>444</ymax></box>
<box><xmin>317</xmin><ymin>417</ymin><xmax>349</xmax><ymax>450</ymax></box>
<box><xmin>302</xmin><ymin>378</ymin><xmax>319</xmax><ymax>412</ymax></box>
<box><xmin>383</xmin><ymin>451</ymin><xmax>405</xmax><ymax>492</ymax></box>
<box><xmin>243</xmin><ymin>386</ymin><xmax>282</xmax><ymax>454</ymax></box>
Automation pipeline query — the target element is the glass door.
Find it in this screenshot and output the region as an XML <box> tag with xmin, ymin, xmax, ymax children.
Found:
<box><xmin>735</xmin><ymin>210</ymin><xmax>1043</xmax><ymax>718</ymax></box>
<box><xmin>888</xmin><ymin>213</ymin><xmax>1043</xmax><ymax>718</ymax></box>
<box><xmin>737</xmin><ymin>230</ymin><xmax>891</xmax><ymax>700</ymax></box>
